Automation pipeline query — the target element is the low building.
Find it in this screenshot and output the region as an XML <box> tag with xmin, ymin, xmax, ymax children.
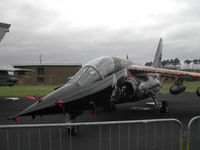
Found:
<box><xmin>14</xmin><ymin>64</ymin><xmax>82</xmax><ymax>85</ymax></box>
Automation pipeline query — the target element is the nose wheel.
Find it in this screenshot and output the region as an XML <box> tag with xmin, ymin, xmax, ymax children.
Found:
<box><xmin>65</xmin><ymin>113</ymin><xmax>80</xmax><ymax>136</ymax></box>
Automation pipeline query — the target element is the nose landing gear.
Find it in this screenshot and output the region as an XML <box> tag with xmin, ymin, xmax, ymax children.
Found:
<box><xmin>65</xmin><ymin>113</ymin><xmax>80</xmax><ymax>136</ymax></box>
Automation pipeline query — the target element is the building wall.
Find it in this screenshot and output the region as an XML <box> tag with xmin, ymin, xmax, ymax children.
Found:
<box><xmin>14</xmin><ymin>65</ymin><xmax>81</xmax><ymax>85</ymax></box>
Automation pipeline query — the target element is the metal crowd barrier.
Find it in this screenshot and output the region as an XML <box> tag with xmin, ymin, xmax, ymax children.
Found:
<box><xmin>0</xmin><ymin>119</ymin><xmax>183</xmax><ymax>150</ymax></box>
<box><xmin>187</xmin><ymin>116</ymin><xmax>200</xmax><ymax>150</ymax></box>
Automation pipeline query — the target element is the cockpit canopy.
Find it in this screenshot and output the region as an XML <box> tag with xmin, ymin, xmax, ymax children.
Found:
<box><xmin>69</xmin><ymin>56</ymin><xmax>115</xmax><ymax>86</ymax></box>
<box><xmin>86</xmin><ymin>56</ymin><xmax>114</xmax><ymax>77</ymax></box>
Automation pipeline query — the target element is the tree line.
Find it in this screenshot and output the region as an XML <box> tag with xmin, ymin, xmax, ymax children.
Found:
<box><xmin>145</xmin><ymin>58</ymin><xmax>200</xmax><ymax>70</ymax></box>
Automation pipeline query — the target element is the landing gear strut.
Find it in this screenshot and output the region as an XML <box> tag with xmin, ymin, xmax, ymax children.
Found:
<box><xmin>150</xmin><ymin>92</ymin><xmax>169</xmax><ymax>113</ymax></box>
<box><xmin>65</xmin><ymin>113</ymin><xmax>80</xmax><ymax>136</ymax></box>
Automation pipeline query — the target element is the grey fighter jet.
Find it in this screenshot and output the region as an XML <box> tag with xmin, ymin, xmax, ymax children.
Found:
<box><xmin>9</xmin><ymin>39</ymin><xmax>200</xmax><ymax>135</ymax></box>
<box><xmin>0</xmin><ymin>22</ymin><xmax>32</xmax><ymax>86</ymax></box>
<box><xmin>0</xmin><ymin>67</ymin><xmax>33</xmax><ymax>86</ymax></box>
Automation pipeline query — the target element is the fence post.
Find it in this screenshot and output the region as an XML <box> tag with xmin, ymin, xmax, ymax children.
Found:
<box><xmin>187</xmin><ymin>116</ymin><xmax>200</xmax><ymax>150</ymax></box>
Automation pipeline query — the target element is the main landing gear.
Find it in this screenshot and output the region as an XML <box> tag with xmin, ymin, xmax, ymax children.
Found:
<box><xmin>150</xmin><ymin>92</ymin><xmax>169</xmax><ymax>113</ymax></box>
<box><xmin>65</xmin><ymin>113</ymin><xmax>80</xmax><ymax>136</ymax></box>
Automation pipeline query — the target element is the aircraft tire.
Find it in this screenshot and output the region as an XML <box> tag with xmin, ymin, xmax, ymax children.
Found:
<box><xmin>160</xmin><ymin>101</ymin><xmax>169</xmax><ymax>113</ymax></box>
<box><xmin>67</xmin><ymin>126</ymin><xmax>79</xmax><ymax>136</ymax></box>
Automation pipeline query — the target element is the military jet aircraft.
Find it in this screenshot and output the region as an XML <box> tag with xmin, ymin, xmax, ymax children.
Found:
<box><xmin>0</xmin><ymin>67</ymin><xmax>33</xmax><ymax>86</ymax></box>
<box><xmin>9</xmin><ymin>38</ymin><xmax>200</xmax><ymax>135</ymax></box>
<box><xmin>0</xmin><ymin>22</ymin><xmax>33</xmax><ymax>86</ymax></box>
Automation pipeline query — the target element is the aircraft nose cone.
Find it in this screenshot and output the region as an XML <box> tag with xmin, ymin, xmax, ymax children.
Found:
<box><xmin>16</xmin><ymin>83</ymin><xmax>80</xmax><ymax>117</ymax></box>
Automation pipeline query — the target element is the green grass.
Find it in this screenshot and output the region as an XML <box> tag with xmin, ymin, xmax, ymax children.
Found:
<box><xmin>0</xmin><ymin>81</ymin><xmax>200</xmax><ymax>97</ymax></box>
<box><xmin>0</xmin><ymin>85</ymin><xmax>57</xmax><ymax>97</ymax></box>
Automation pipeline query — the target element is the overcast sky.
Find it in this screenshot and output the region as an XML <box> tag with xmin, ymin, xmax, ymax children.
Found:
<box><xmin>0</xmin><ymin>0</ymin><xmax>200</xmax><ymax>65</ymax></box>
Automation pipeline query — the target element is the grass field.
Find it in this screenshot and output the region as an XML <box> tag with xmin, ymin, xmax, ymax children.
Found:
<box><xmin>0</xmin><ymin>85</ymin><xmax>56</xmax><ymax>97</ymax></box>
<box><xmin>0</xmin><ymin>81</ymin><xmax>199</xmax><ymax>97</ymax></box>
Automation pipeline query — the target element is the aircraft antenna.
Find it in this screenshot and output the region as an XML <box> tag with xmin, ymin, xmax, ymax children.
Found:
<box><xmin>126</xmin><ymin>54</ymin><xmax>129</xmax><ymax>60</ymax></box>
<box><xmin>39</xmin><ymin>55</ymin><xmax>42</xmax><ymax>64</ymax></box>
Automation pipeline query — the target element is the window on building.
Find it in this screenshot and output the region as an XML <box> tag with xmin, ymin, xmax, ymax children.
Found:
<box><xmin>38</xmin><ymin>67</ymin><xmax>44</xmax><ymax>75</ymax></box>
<box><xmin>18</xmin><ymin>71</ymin><xmax>25</xmax><ymax>76</ymax></box>
<box><xmin>37</xmin><ymin>77</ymin><xmax>44</xmax><ymax>82</ymax></box>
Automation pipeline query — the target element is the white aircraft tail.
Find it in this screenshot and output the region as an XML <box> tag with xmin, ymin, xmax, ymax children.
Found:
<box><xmin>153</xmin><ymin>38</ymin><xmax>163</xmax><ymax>68</ymax></box>
<box><xmin>0</xmin><ymin>22</ymin><xmax>11</xmax><ymax>42</ymax></box>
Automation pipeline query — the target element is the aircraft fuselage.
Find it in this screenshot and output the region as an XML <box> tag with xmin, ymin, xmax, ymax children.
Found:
<box><xmin>19</xmin><ymin>56</ymin><xmax>161</xmax><ymax>119</ymax></box>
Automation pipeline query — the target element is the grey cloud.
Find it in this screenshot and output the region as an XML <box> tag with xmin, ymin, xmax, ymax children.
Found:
<box><xmin>0</xmin><ymin>0</ymin><xmax>200</xmax><ymax>66</ymax></box>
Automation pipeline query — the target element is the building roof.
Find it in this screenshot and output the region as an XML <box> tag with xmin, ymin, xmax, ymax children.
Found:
<box><xmin>14</xmin><ymin>63</ymin><xmax>82</xmax><ymax>67</ymax></box>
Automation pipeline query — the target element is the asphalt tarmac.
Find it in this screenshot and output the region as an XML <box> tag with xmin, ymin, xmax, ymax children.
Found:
<box><xmin>0</xmin><ymin>93</ymin><xmax>200</xmax><ymax>150</ymax></box>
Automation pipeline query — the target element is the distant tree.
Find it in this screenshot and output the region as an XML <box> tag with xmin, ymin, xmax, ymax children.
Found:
<box><xmin>145</xmin><ymin>62</ymin><xmax>153</xmax><ymax>66</ymax></box>
<box><xmin>174</xmin><ymin>58</ymin><xmax>181</xmax><ymax>66</ymax></box>
<box><xmin>162</xmin><ymin>59</ymin><xmax>170</xmax><ymax>68</ymax></box>
<box><xmin>169</xmin><ymin>59</ymin><xmax>174</xmax><ymax>65</ymax></box>
<box><xmin>184</xmin><ymin>60</ymin><xmax>192</xmax><ymax>69</ymax></box>
<box><xmin>166</xmin><ymin>60</ymin><xmax>170</xmax><ymax>65</ymax></box>
<box><xmin>161</xmin><ymin>58</ymin><xmax>180</xmax><ymax>68</ymax></box>
<box><xmin>193</xmin><ymin>59</ymin><xmax>198</xmax><ymax>69</ymax></box>
<box><xmin>198</xmin><ymin>59</ymin><xmax>200</xmax><ymax>70</ymax></box>
<box><xmin>161</xmin><ymin>60</ymin><xmax>167</xmax><ymax>67</ymax></box>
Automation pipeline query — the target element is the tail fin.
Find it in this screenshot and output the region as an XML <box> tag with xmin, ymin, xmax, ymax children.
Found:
<box><xmin>0</xmin><ymin>22</ymin><xmax>11</xmax><ymax>42</ymax></box>
<box><xmin>153</xmin><ymin>38</ymin><xmax>163</xmax><ymax>68</ymax></box>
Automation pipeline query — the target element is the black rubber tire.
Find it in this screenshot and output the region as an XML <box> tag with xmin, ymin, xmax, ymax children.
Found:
<box><xmin>160</xmin><ymin>101</ymin><xmax>169</xmax><ymax>113</ymax></box>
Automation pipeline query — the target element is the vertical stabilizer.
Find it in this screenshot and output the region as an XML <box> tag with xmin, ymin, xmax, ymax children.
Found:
<box><xmin>153</xmin><ymin>38</ymin><xmax>163</xmax><ymax>68</ymax></box>
<box><xmin>0</xmin><ymin>22</ymin><xmax>11</xmax><ymax>42</ymax></box>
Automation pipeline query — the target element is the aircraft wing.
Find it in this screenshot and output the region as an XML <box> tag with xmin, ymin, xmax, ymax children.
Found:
<box><xmin>0</xmin><ymin>68</ymin><xmax>33</xmax><ymax>72</ymax></box>
<box><xmin>128</xmin><ymin>65</ymin><xmax>200</xmax><ymax>78</ymax></box>
<box><xmin>10</xmin><ymin>68</ymin><xmax>33</xmax><ymax>72</ymax></box>
<box><xmin>0</xmin><ymin>22</ymin><xmax>11</xmax><ymax>42</ymax></box>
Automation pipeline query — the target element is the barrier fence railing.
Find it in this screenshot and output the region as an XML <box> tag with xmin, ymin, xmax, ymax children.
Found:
<box><xmin>0</xmin><ymin>118</ymin><xmax>183</xmax><ymax>150</ymax></box>
<box><xmin>187</xmin><ymin>116</ymin><xmax>200</xmax><ymax>150</ymax></box>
